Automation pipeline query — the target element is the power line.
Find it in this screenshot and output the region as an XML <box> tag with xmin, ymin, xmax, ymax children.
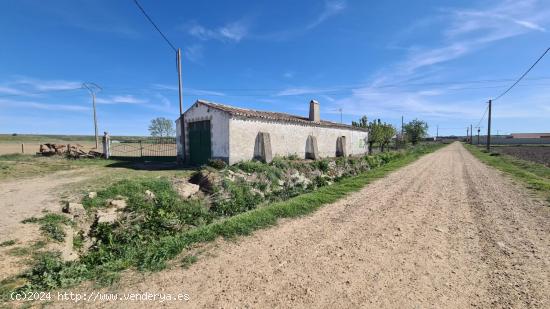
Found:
<box><xmin>475</xmin><ymin>105</ymin><xmax>489</xmax><ymax>128</ymax></box>
<box><xmin>132</xmin><ymin>0</ymin><xmax>177</xmax><ymax>53</ymax></box>
<box><xmin>493</xmin><ymin>47</ymin><xmax>550</xmax><ymax>101</ymax></box>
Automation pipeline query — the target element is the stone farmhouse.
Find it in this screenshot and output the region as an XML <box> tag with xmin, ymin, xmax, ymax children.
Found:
<box><xmin>176</xmin><ymin>99</ymin><xmax>369</xmax><ymax>165</ymax></box>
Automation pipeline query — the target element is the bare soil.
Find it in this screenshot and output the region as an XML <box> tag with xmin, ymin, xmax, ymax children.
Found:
<box><xmin>51</xmin><ymin>142</ymin><xmax>550</xmax><ymax>308</ymax></box>
<box><xmin>0</xmin><ymin>170</ymin><xmax>88</xmax><ymax>280</ymax></box>
<box><xmin>492</xmin><ymin>145</ymin><xmax>550</xmax><ymax>167</ymax></box>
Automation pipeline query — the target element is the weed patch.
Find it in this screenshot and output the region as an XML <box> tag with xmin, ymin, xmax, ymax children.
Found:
<box><xmin>464</xmin><ymin>144</ymin><xmax>550</xmax><ymax>202</ymax></box>
<box><xmin>8</xmin><ymin>143</ymin><xmax>443</xmax><ymax>295</ymax></box>
<box><xmin>0</xmin><ymin>240</ymin><xmax>16</xmax><ymax>247</ymax></box>
<box><xmin>22</xmin><ymin>214</ymin><xmax>73</xmax><ymax>242</ymax></box>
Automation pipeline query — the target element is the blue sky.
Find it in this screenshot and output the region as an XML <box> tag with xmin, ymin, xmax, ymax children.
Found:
<box><xmin>1</xmin><ymin>0</ymin><xmax>549</xmax><ymax>136</ymax></box>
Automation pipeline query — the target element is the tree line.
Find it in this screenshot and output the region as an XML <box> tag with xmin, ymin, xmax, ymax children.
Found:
<box><xmin>352</xmin><ymin>116</ymin><xmax>428</xmax><ymax>153</ymax></box>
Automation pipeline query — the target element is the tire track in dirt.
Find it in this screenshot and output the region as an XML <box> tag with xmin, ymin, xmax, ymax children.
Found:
<box><xmin>461</xmin><ymin>146</ymin><xmax>550</xmax><ymax>308</ymax></box>
<box><xmin>54</xmin><ymin>143</ymin><xmax>550</xmax><ymax>308</ymax></box>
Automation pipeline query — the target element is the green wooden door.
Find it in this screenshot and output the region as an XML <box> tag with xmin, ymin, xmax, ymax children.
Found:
<box><xmin>188</xmin><ymin>120</ymin><xmax>211</xmax><ymax>165</ymax></box>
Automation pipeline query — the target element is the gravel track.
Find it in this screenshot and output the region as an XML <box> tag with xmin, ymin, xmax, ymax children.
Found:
<box><xmin>56</xmin><ymin>142</ymin><xmax>550</xmax><ymax>308</ymax></box>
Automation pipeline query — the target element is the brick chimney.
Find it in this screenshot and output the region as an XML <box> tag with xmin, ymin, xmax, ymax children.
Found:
<box><xmin>309</xmin><ymin>100</ymin><xmax>320</xmax><ymax>122</ymax></box>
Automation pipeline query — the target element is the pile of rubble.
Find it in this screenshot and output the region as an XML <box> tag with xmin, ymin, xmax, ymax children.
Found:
<box><xmin>38</xmin><ymin>143</ymin><xmax>103</xmax><ymax>159</ymax></box>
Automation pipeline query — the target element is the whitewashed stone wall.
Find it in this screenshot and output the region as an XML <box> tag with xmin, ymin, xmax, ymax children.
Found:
<box><xmin>228</xmin><ymin>117</ymin><xmax>368</xmax><ymax>164</ymax></box>
<box><xmin>180</xmin><ymin>102</ymin><xmax>230</xmax><ymax>161</ymax></box>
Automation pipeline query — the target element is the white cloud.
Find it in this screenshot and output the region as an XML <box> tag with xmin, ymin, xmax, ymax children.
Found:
<box><xmin>13</xmin><ymin>77</ymin><xmax>82</xmax><ymax>91</ymax></box>
<box><xmin>185</xmin><ymin>20</ymin><xmax>249</xmax><ymax>43</ymax></box>
<box><xmin>152</xmin><ymin>83</ymin><xmax>226</xmax><ymax>96</ymax></box>
<box><xmin>0</xmin><ymin>99</ymin><xmax>89</xmax><ymax>112</ymax></box>
<box><xmin>183</xmin><ymin>44</ymin><xmax>204</xmax><ymax>62</ymax></box>
<box><xmin>307</xmin><ymin>0</ymin><xmax>347</xmax><ymax>30</ymax></box>
<box><xmin>96</xmin><ymin>95</ymin><xmax>147</xmax><ymax>104</ymax></box>
<box><xmin>0</xmin><ymin>86</ymin><xmax>31</xmax><ymax>96</ymax></box>
<box><xmin>276</xmin><ymin>87</ymin><xmax>325</xmax><ymax>96</ymax></box>
<box><xmin>320</xmin><ymin>0</ymin><xmax>550</xmax><ymax>123</ymax></box>
<box><xmin>219</xmin><ymin>22</ymin><xmax>248</xmax><ymax>42</ymax></box>
<box><xmin>283</xmin><ymin>71</ymin><xmax>294</xmax><ymax>79</ymax></box>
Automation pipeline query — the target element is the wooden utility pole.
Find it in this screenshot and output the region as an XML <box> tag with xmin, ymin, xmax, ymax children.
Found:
<box><xmin>82</xmin><ymin>83</ymin><xmax>102</xmax><ymax>149</ymax></box>
<box><xmin>470</xmin><ymin>124</ymin><xmax>473</xmax><ymax>145</ymax></box>
<box><xmin>401</xmin><ymin>116</ymin><xmax>404</xmax><ymax>145</ymax></box>
<box><xmin>466</xmin><ymin>127</ymin><xmax>469</xmax><ymax>142</ymax></box>
<box><xmin>436</xmin><ymin>125</ymin><xmax>439</xmax><ymax>141</ymax></box>
<box><xmin>177</xmin><ymin>48</ymin><xmax>183</xmax><ymax>115</ymax></box>
<box><xmin>477</xmin><ymin>127</ymin><xmax>480</xmax><ymax>145</ymax></box>
<box><xmin>487</xmin><ymin>99</ymin><xmax>492</xmax><ymax>152</ymax></box>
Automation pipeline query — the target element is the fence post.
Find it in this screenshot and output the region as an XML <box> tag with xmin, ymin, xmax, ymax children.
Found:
<box><xmin>21</xmin><ymin>143</ymin><xmax>24</xmax><ymax>154</ymax></box>
<box><xmin>139</xmin><ymin>140</ymin><xmax>143</xmax><ymax>157</ymax></box>
<box><xmin>102</xmin><ymin>132</ymin><xmax>110</xmax><ymax>159</ymax></box>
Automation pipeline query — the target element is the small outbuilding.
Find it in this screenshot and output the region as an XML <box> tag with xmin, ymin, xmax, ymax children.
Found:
<box><xmin>176</xmin><ymin>99</ymin><xmax>369</xmax><ymax>165</ymax></box>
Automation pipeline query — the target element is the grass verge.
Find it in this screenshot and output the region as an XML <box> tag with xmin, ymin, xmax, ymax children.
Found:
<box><xmin>136</xmin><ymin>143</ymin><xmax>445</xmax><ymax>270</ymax></box>
<box><xmin>464</xmin><ymin>143</ymin><xmax>550</xmax><ymax>203</ymax></box>
<box><xmin>2</xmin><ymin>143</ymin><xmax>444</xmax><ymax>298</ymax></box>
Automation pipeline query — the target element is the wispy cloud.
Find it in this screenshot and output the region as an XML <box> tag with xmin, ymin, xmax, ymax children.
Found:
<box><xmin>96</xmin><ymin>95</ymin><xmax>147</xmax><ymax>105</ymax></box>
<box><xmin>324</xmin><ymin>0</ymin><xmax>550</xmax><ymax>122</ymax></box>
<box><xmin>152</xmin><ymin>84</ymin><xmax>226</xmax><ymax>96</ymax></box>
<box><xmin>13</xmin><ymin>77</ymin><xmax>82</xmax><ymax>91</ymax></box>
<box><xmin>276</xmin><ymin>87</ymin><xmax>327</xmax><ymax>96</ymax></box>
<box><xmin>283</xmin><ymin>71</ymin><xmax>294</xmax><ymax>79</ymax></box>
<box><xmin>307</xmin><ymin>0</ymin><xmax>347</xmax><ymax>30</ymax></box>
<box><xmin>184</xmin><ymin>20</ymin><xmax>249</xmax><ymax>43</ymax></box>
<box><xmin>0</xmin><ymin>99</ymin><xmax>89</xmax><ymax>112</ymax></box>
<box><xmin>183</xmin><ymin>44</ymin><xmax>204</xmax><ymax>62</ymax></box>
<box><xmin>0</xmin><ymin>86</ymin><xmax>32</xmax><ymax>96</ymax></box>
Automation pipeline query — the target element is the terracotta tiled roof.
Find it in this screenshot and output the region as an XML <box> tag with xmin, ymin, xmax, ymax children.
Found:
<box><xmin>195</xmin><ymin>100</ymin><xmax>368</xmax><ymax>132</ymax></box>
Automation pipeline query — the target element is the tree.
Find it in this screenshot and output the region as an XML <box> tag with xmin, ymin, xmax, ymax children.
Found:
<box><xmin>378</xmin><ymin>122</ymin><xmax>396</xmax><ymax>152</ymax></box>
<box><xmin>353</xmin><ymin>117</ymin><xmax>396</xmax><ymax>154</ymax></box>
<box><xmin>352</xmin><ymin>116</ymin><xmax>368</xmax><ymax>128</ymax></box>
<box><xmin>403</xmin><ymin>119</ymin><xmax>428</xmax><ymax>145</ymax></box>
<box><xmin>148</xmin><ymin>117</ymin><xmax>175</xmax><ymax>138</ymax></box>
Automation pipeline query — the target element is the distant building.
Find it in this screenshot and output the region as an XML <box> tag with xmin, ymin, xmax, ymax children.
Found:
<box><xmin>510</xmin><ymin>133</ymin><xmax>550</xmax><ymax>139</ymax></box>
<box><xmin>176</xmin><ymin>100</ymin><xmax>369</xmax><ymax>165</ymax></box>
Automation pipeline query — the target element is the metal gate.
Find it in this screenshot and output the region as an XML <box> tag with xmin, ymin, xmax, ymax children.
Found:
<box><xmin>188</xmin><ymin>120</ymin><xmax>211</xmax><ymax>165</ymax></box>
<box><xmin>109</xmin><ymin>137</ymin><xmax>176</xmax><ymax>161</ymax></box>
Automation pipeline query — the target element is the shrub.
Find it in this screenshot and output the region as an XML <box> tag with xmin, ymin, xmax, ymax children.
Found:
<box><xmin>21</xmin><ymin>252</ymin><xmax>89</xmax><ymax>291</ymax></box>
<box><xmin>286</xmin><ymin>154</ymin><xmax>300</xmax><ymax>160</ymax></box>
<box><xmin>207</xmin><ymin>159</ymin><xmax>227</xmax><ymax>170</ymax></box>
<box><xmin>22</xmin><ymin>214</ymin><xmax>72</xmax><ymax>242</ymax></box>
<box><xmin>315</xmin><ymin>159</ymin><xmax>330</xmax><ymax>173</ymax></box>
<box><xmin>211</xmin><ymin>180</ymin><xmax>264</xmax><ymax>216</ymax></box>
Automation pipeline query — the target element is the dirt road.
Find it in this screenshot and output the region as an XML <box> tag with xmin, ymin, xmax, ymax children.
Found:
<box><xmin>0</xmin><ymin>170</ymin><xmax>88</xmax><ymax>280</ymax></box>
<box><xmin>61</xmin><ymin>143</ymin><xmax>550</xmax><ymax>308</ymax></box>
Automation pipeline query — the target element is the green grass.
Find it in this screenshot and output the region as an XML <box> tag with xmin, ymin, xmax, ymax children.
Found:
<box><xmin>0</xmin><ymin>240</ymin><xmax>16</xmax><ymax>247</ymax></box>
<box><xmin>180</xmin><ymin>255</ymin><xmax>198</xmax><ymax>269</ymax></box>
<box><xmin>0</xmin><ymin>154</ymin><xmax>115</xmax><ymax>180</ymax></box>
<box><xmin>464</xmin><ymin>144</ymin><xmax>550</xmax><ymax>203</ymax></box>
<box><xmin>4</xmin><ymin>143</ymin><xmax>444</xmax><ymax>296</ymax></box>
<box><xmin>22</xmin><ymin>214</ymin><xmax>73</xmax><ymax>242</ymax></box>
<box><xmin>136</xmin><ymin>144</ymin><xmax>443</xmax><ymax>271</ymax></box>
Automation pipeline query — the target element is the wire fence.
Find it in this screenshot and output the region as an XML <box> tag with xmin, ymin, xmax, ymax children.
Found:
<box><xmin>110</xmin><ymin>137</ymin><xmax>177</xmax><ymax>160</ymax></box>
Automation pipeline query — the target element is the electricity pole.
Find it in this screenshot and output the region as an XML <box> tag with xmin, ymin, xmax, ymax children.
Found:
<box><xmin>477</xmin><ymin>127</ymin><xmax>480</xmax><ymax>145</ymax></box>
<box><xmin>487</xmin><ymin>99</ymin><xmax>492</xmax><ymax>152</ymax></box>
<box><xmin>466</xmin><ymin>127</ymin><xmax>469</xmax><ymax>143</ymax></box>
<box><xmin>470</xmin><ymin>124</ymin><xmax>473</xmax><ymax>145</ymax></box>
<box><xmin>177</xmin><ymin>48</ymin><xmax>183</xmax><ymax>115</ymax></box>
<box><xmin>82</xmin><ymin>83</ymin><xmax>102</xmax><ymax>149</ymax></box>
<box><xmin>401</xmin><ymin>116</ymin><xmax>404</xmax><ymax>145</ymax></box>
<box><xmin>436</xmin><ymin>125</ymin><xmax>439</xmax><ymax>141</ymax></box>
